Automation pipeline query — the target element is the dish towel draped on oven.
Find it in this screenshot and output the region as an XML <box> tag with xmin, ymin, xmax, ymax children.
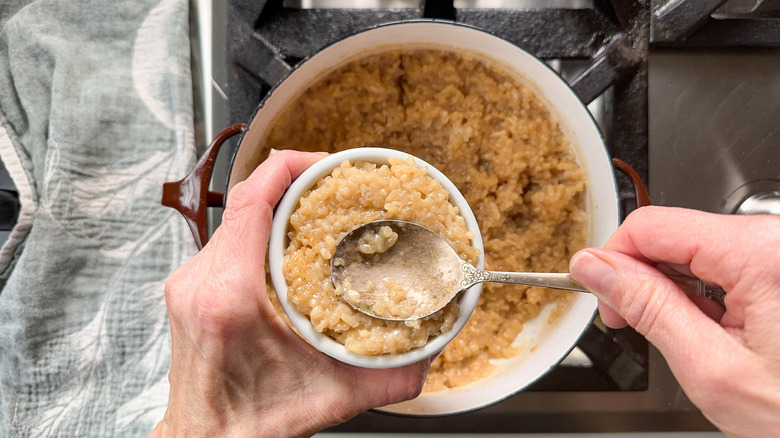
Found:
<box><xmin>0</xmin><ymin>0</ymin><xmax>198</xmax><ymax>435</ymax></box>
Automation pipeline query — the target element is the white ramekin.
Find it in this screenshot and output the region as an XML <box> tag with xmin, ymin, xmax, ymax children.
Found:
<box><xmin>268</xmin><ymin>147</ymin><xmax>486</xmax><ymax>369</ymax></box>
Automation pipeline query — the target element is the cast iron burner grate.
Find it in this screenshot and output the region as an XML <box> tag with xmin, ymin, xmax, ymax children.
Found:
<box><xmin>228</xmin><ymin>2</ymin><xmax>650</xmax><ymax>195</ymax></box>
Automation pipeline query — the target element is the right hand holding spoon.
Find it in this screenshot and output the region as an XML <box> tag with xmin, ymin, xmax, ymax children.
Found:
<box><xmin>569</xmin><ymin>206</ymin><xmax>780</xmax><ymax>437</ymax></box>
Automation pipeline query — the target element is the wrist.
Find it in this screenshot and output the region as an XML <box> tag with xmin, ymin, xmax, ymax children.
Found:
<box><xmin>149</xmin><ymin>412</ymin><xmax>230</xmax><ymax>438</ymax></box>
<box><xmin>152</xmin><ymin>391</ymin><xmax>348</xmax><ymax>438</ymax></box>
<box><xmin>255</xmin><ymin>391</ymin><xmax>351</xmax><ymax>437</ymax></box>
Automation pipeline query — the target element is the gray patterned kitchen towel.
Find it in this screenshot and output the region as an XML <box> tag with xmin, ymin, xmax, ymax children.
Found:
<box><xmin>0</xmin><ymin>0</ymin><xmax>199</xmax><ymax>435</ymax></box>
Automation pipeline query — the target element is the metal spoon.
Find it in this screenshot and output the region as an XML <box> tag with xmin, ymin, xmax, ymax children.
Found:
<box><xmin>330</xmin><ymin>220</ymin><xmax>726</xmax><ymax>321</ymax></box>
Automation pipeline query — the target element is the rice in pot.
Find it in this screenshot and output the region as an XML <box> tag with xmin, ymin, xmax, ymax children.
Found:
<box><xmin>267</xmin><ymin>48</ymin><xmax>587</xmax><ymax>391</ymax></box>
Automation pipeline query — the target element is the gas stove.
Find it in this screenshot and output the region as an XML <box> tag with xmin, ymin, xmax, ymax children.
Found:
<box><xmin>195</xmin><ymin>0</ymin><xmax>779</xmax><ymax>433</ymax></box>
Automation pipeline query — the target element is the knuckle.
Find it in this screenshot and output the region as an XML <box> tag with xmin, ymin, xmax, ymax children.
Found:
<box><xmin>221</xmin><ymin>180</ymin><xmax>274</xmax><ymax>237</ymax></box>
<box><xmin>222</xmin><ymin>181</ymin><xmax>254</xmax><ymax>223</ymax></box>
<box><xmin>399</xmin><ymin>362</ymin><xmax>427</xmax><ymax>401</ymax></box>
<box><xmin>191</xmin><ymin>282</ymin><xmax>234</xmax><ymax>334</ymax></box>
<box><xmin>622</xmin><ymin>205</ymin><xmax>663</xmax><ymax>229</ymax></box>
<box><xmin>615</xmin><ymin>271</ymin><xmax>667</xmax><ymax>336</ymax></box>
<box><xmin>749</xmin><ymin>215</ymin><xmax>780</xmax><ymax>251</ymax></box>
<box><xmin>164</xmin><ymin>268</ymin><xmax>189</xmax><ymax>320</ymax></box>
<box><xmin>164</xmin><ymin>263</ymin><xmax>234</xmax><ymax>335</ymax></box>
<box><xmin>407</xmin><ymin>373</ymin><xmax>426</xmax><ymax>400</ymax></box>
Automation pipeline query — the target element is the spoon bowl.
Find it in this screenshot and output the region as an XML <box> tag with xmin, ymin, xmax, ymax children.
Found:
<box><xmin>331</xmin><ymin>220</ymin><xmax>466</xmax><ymax>321</ymax></box>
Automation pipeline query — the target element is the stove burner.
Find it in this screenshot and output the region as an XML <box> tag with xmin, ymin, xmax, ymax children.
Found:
<box><xmin>724</xmin><ymin>180</ymin><xmax>780</xmax><ymax>215</ymax></box>
<box><xmin>737</xmin><ymin>191</ymin><xmax>780</xmax><ymax>215</ymax></box>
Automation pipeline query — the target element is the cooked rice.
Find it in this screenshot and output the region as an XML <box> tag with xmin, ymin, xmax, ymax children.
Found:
<box><xmin>267</xmin><ymin>48</ymin><xmax>587</xmax><ymax>391</ymax></box>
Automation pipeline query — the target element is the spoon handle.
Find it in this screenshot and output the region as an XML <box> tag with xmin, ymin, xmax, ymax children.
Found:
<box><xmin>461</xmin><ymin>265</ymin><xmax>727</xmax><ymax>307</ymax></box>
<box><xmin>462</xmin><ymin>265</ymin><xmax>586</xmax><ymax>292</ymax></box>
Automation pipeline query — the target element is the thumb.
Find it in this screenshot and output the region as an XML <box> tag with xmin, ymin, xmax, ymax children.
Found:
<box><xmin>216</xmin><ymin>150</ymin><xmax>325</xmax><ymax>263</ymax></box>
<box><xmin>569</xmin><ymin>248</ymin><xmax>725</xmax><ymax>358</ymax></box>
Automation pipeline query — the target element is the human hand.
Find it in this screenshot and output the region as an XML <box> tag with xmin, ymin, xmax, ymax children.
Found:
<box><xmin>569</xmin><ymin>206</ymin><xmax>780</xmax><ymax>437</ymax></box>
<box><xmin>151</xmin><ymin>150</ymin><xmax>432</xmax><ymax>438</ymax></box>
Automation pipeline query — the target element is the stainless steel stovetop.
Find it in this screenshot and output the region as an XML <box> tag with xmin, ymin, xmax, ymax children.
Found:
<box><xmin>649</xmin><ymin>49</ymin><xmax>780</xmax><ymax>214</ymax></box>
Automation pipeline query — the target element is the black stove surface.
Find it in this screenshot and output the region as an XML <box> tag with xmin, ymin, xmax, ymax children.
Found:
<box><xmin>217</xmin><ymin>0</ymin><xmax>779</xmax><ymax>432</ymax></box>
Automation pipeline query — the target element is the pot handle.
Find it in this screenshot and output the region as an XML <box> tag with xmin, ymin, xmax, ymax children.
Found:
<box><xmin>162</xmin><ymin>123</ymin><xmax>247</xmax><ymax>250</ymax></box>
<box><xmin>612</xmin><ymin>158</ymin><xmax>651</xmax><ymax>208</ymax></box>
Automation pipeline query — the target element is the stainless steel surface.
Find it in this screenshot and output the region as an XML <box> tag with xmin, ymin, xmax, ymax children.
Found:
<box><xmin>283</xmin><ymin>0</ymin><xmax>593</xmax><ymax>9</ymax></box>
<box><xmin>713</xmin><ymin>0</ymin><xmax>780</xmax><ymax>18</ymax></box>
<box><xmin>722</xmin><ymin>179</ymin><xmax>780</xmax><ymax>213</ymax></box>
<box><xmin>327</xmin><ymin>340</ymin><xmax>709</xmax><ymax>431</ymax></box>
<box><xmin>735</xmin><ymin>191</ymin><xmax>780</xmax><ymax>215</ymax></box>
<box><xmin>192</xmin><ymin>0</ymin><xmax>229</xmax><ymax>236</ymax></box>
<box><xmin>208</xmin><ymin>0</ymin><xmax>230</xmax><ymax>234</ymax></box>
<box><xmin>648</xmin><ymin>49</ymin><xmax>780</xmax><ymax>213</ymax></box>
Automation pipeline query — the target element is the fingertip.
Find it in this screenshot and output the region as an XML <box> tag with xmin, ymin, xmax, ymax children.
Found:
<box><xmin>258</xmin><ymin>149</ymin><xmax>326</xmax><ymax>180</ymax></box>
<box><xmin>569</xmin><ymin>249</ymin><xmax>618</xmax><ymax>300</ymax></box>
<box><xmin>232</xmin><ymin>150</ymin><xmax>326</xmax><ymax>211</ymax></box>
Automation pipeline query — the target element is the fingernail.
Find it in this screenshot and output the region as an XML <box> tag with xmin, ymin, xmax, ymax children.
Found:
<box><xmin>269</xmin><ymin>148</ymin><xmax>278</xmax><ymax>156</ymax></box>
<box><xmin>570</xmin><ymin>251</ymin><xmax>617</xmax><ymax>298</ymax></box>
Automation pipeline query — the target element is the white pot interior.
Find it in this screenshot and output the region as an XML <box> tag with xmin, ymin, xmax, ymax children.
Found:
<box><xmin>231</xmin><ymin>21</ymin><xmax>619</xmax><ymax>415</ymax></box>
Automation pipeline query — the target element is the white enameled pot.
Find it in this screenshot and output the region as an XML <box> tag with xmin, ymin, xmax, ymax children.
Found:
<box><xmin>162</xmin><ymin>20</ymin><xmax>650</xmax><ymax>416</ymax></box>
